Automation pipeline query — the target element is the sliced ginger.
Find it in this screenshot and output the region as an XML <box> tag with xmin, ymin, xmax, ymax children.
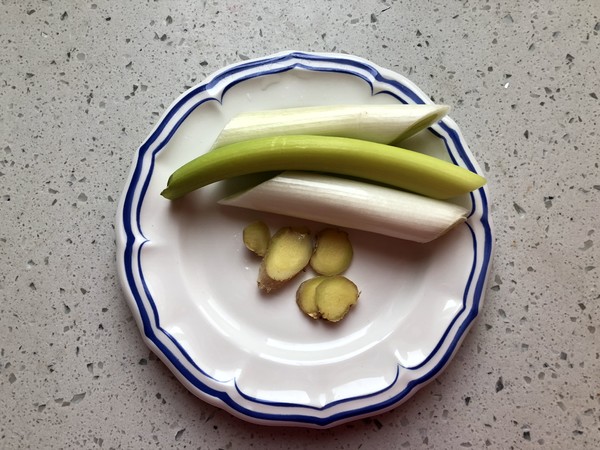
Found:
<box><xmin>296</xmin><ymin>276</ymin><xmax>327</xmax><ymax>319</ymax></box>
<box><xmin>297</xmin><ymin>275</ymin><xmax>360</xmax><ymax>322</ymax></box>
<box><xmin>315</xmin><ymin>276</ymin><xmax>359</xmax><ymax>322</ymax></box>
<box><xmin>243</xmin><ymin>221</ymin><xmax>270</xmax><ymax>256</ymax></box>
<box><xmin>244</xmin><ymin>222</ymin><xmax>360</xmax><ymax>323</ymax></box>
<box><xmin>310</xmin><ymin>228</ymin><xmax>353</xmax><ymax>276</ymax></box>
<box><xmin>257</xmin><ymin>226</ymin><xmax>312</xmax><ymax>293</ymax></box>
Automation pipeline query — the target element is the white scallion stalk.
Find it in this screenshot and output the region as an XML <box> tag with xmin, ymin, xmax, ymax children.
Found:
<box><xmin>211</xmin><ymin>104</ymin><xmax>449</xmax><ymax>149</ymax></box>
<box><xmin>218</xmin><ymin>171</ymin><xmax>469</xmax><ymax>243</ymax></box>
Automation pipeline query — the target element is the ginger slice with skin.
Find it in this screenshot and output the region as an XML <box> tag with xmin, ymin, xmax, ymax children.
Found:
<box><xmin>257</xmin><ymin>226</ymin><xmax>312</xmax><ymax>293</ymax></box>
<box><xmin>243</xmin><ymin>221</ymin><xmax>270</xmax><ymax>257</ymax></box>
<box><xmin>296</xmin><ymin>276</ymin><xmax>327</xmax><ymax>319</ymax></box>
<box><xmin>315</xmin><ymin>276</ymin><xmax>360</xmax><ymax>322</ymax></box>
<box><xmin>310</xmin><ymin>228</ymin><xmax>353</xmax><ymax>276</ymax></box>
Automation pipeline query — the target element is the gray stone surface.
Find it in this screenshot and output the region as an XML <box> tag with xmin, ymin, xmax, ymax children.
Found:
<box><xmin>1</xmin><ymin>0</ymin><xmax>598</xmax><ymax>448</ymax></box>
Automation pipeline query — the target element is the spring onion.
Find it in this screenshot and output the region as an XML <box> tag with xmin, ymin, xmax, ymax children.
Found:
<box><xmin>218</xmin><ymin>171</ymin><xmax>470</xmax><ymax>243</ymax></box>
<box><xmin>211</xmin><ymin>104</ymin><xmax>450</xmax><ymax>149</ymax></box>
<box><xmin>160</xmin><ymin>135</ymin><xmax>486</xmax><ymax>200</ymax></box>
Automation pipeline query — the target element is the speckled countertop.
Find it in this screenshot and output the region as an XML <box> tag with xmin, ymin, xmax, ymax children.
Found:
<box><xmin>1</xmin><ymin>1</ymin><xmax>599</xmax><ymax>448</ymax></box>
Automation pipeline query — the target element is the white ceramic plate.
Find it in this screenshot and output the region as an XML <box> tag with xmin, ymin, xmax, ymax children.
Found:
<box><xmin>116</xmin><ymin>51</ymin><xmax>493</xmax><ymax>428</ymax></box>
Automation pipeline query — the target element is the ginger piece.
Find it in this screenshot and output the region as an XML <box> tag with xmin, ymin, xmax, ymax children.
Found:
<box><xmin>258</xmin><ymin>227</ymin><xmax>312</xmax><ymax>293</ymax></box>
<box><xmin>315</xmin><ymin>276</ymin><xmax>359</xmax><ymax>322</ymax></box>
<box><xmin>243</xmin><ymin>221</ymin><xmax>270</xmax><ymax>256</ymax></box>
<box><xmin>310</xmin><ymin>228</ymin><xmax>353</xmax><ymax>276</ymax></box>
<box><xmin>296</xmin><ymin>276</ymin><xmax>327</xmax><ymax>319</ymax></box>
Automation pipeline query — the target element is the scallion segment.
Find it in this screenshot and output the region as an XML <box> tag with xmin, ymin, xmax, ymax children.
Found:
<box><xmin>161</xmin><ymin>135</ymin><xmax>485</xmax><ymax>200</ymax></box>
<box><xmin>219</xmin><ymin>171</ymin><xmax>470</xmax><ymax>243</ymax></box>
<box><xmin>211</xmin><ymin>104</ymin><xmax>450</xmax><ymax>149</ymax></box>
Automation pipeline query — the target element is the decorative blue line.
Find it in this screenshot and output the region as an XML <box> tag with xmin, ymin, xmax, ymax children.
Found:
<box><xmin>233</xmin><ymin>364</ymin><xmax>402</xmax><ymax>411</ymax></box>
<box><xmin>401</xmin><ymin>222</ymin><xmax>477</xmax><ymax>371</ymax></box>
<box><xmin>118</xmin><ymin>51</ymin><xmax>494</xmax><ymax>426</ymax></box>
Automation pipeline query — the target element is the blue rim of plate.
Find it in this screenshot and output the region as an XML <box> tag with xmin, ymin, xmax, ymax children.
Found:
<box><xmin>116</xmin><ymin>50</ymin><xmax>493</xmax><ymax>427</ymax></box>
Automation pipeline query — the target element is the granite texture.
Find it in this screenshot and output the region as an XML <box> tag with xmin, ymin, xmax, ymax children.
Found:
<box><xmin>1</xmin><ymin>0</ymin><xmax>599</xmax><ymax>448</ymax></box>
